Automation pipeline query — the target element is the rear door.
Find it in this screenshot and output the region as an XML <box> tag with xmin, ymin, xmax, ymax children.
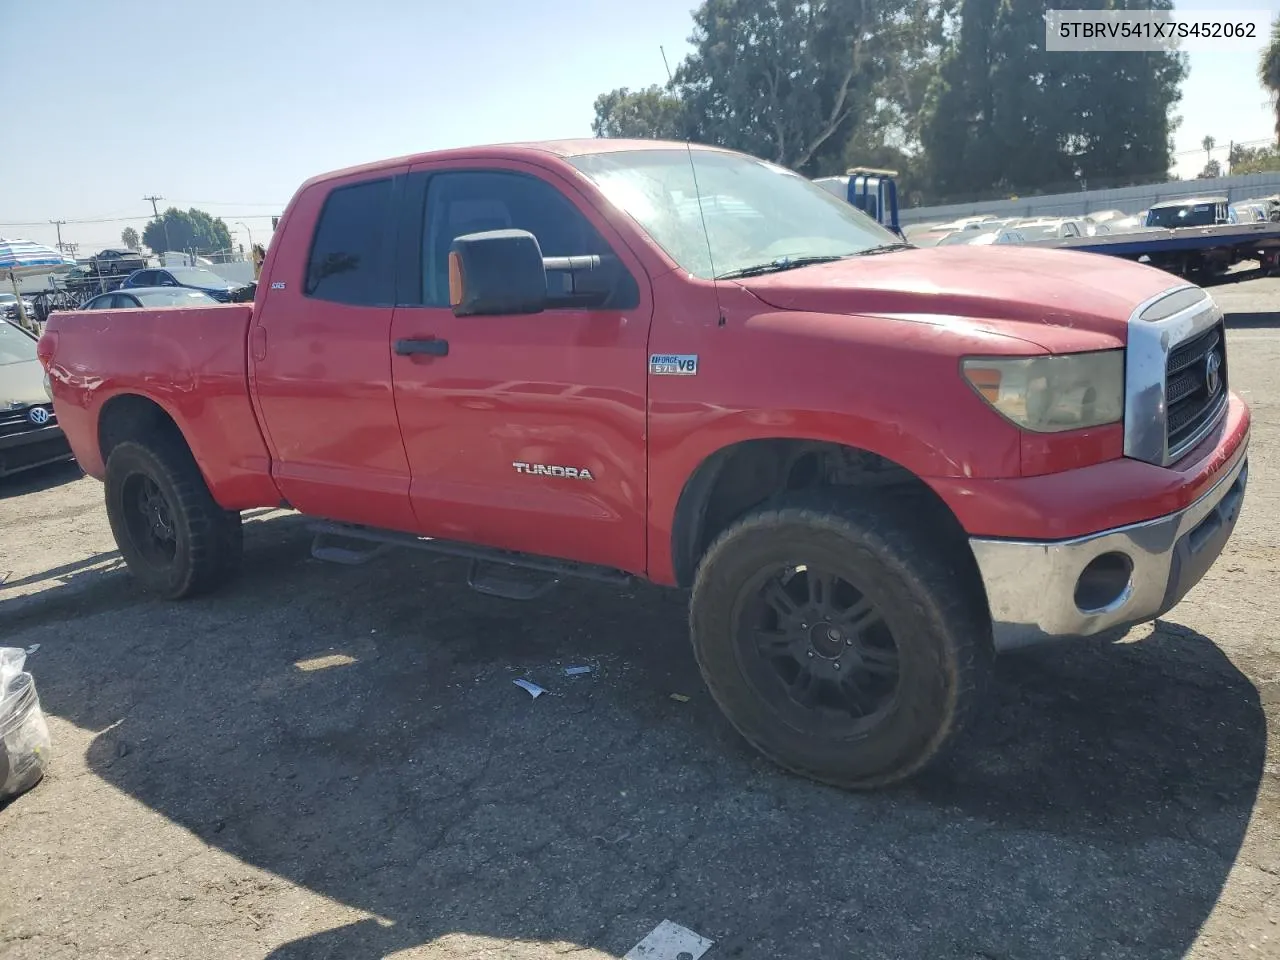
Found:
<box><xmin>249</xmin><ymin>168</ymin><xmax>418</xmax><ymax>531</ymax></box>
<box><xmin>387</xmin><ymin>161</ymin><xmax>653</xmax><ymax>572</ymax></box>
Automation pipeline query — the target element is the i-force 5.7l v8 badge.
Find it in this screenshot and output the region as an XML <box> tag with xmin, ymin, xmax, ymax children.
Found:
<box><xmin>513</xmin><ymin>462</ymin><xmax>595</xmax><ymax>481</ymax></box>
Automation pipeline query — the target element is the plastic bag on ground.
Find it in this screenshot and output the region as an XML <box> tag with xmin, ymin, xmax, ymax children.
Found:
<box><xmin>0</xmin><ymin>647</ymin><xmax>51</xmax><ymax>802</ymax></box>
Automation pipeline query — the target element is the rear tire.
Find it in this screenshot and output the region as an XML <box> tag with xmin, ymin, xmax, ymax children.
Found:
<box><xmin>689</xmin><ymin>495</ymin><xmax>989</xmax><ymax>790</ymax></box>
<box><xmin>104</xmin><ymin>437</ymin><xmax>242</xmax><ymax>599</ymax></box>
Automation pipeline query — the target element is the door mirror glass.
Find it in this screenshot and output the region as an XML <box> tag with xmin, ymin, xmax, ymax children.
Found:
<box><xmin>449</xmin><ymin>229</ymin><xmax>547</xmax><ymax>317</ymax></box>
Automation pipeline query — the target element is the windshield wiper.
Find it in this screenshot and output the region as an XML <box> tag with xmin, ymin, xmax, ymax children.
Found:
<box><xmin>715</xmin><ymin>255</ymin><xmax>852</xmax><ymax>280</ymax></box>
<box><xmin>850</xmin><ymin>242</ymin><xmax>915</xmax><ymax>256</ymax></box>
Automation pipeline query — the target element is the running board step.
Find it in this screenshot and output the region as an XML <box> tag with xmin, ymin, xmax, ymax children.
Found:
<box><xmin>307</xmin><ymin>521</ymin><xmax>633</xmax><ymax>593</ymax></box>
<box><xmin>467</xmin><ymin>560</ymin><xmax>559</xmax><ymax>600</ymax></box>
<box><xmin>311</xmin><ymin>534</ymin><xmax>395</xmax><ymax>566</ymax></box>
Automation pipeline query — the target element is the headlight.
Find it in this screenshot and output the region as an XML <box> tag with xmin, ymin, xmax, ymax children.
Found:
<box><xmin>962</xmin><ymin>350</ymin><xmax>1124</xmax><ymax>433</ymax></box>
<box><xmin>43</xmin><ymin>372</ymin><xmax>53</xmax><ymax>401</ymax></box>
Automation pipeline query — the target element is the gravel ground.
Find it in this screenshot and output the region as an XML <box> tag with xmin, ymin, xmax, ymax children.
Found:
<box><xmin>1</xmin><ymin>276</ymin><xmax>1279</xmax><ymax>960</ymax></box>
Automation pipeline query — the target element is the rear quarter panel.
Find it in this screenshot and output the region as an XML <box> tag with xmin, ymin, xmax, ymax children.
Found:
<box><xmin>42</xmin><ymin>303</ymin><xmax>280</xmax><ymax>509</ymax></box>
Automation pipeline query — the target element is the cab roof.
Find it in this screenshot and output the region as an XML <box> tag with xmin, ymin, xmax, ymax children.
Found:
<box><xmin>295</xmin><ymin>138</ymin><xmax>740</xmax><ymax>193</ymax></box>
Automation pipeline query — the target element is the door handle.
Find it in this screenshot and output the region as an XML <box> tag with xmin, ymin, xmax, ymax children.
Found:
<box><xmin>395</xmin><ymin>337</ymin><xmax>449</xmax><ymax>357</ymax></box>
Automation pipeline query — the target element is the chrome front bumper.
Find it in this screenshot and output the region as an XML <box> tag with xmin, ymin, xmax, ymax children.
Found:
<box><xmin>970</xmin><ymin>449</ymin><xmax>1249</xmax><ymax>651</ymax></box>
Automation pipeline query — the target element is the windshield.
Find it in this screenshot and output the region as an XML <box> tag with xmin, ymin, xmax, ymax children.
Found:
<box><xmin>0</xmin><ymin>321</ymin><xmax>37</xmax><ymax>365</ymax></box>
<box><xmin>567</xmin><ymin>148</ymin><xmax>902</xmax><ymax>279</ymax></box>
<box><xmin>169</xmin><ymin>268</ymin><xmax>226</xmax><ymax>286</ymax></box>
<box><xmin>136</xmin><ymin>289</ymin><xmax>219</xmax><ymax>306</ymax></box>
<box><xmin>1146</xmin><ymin>204</ymin><xmax>1222</xmax><ymax>228</ymax></box>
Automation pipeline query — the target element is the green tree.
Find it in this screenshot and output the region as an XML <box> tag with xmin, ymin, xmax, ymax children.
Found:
<box><xmin>591</xmin><ymin>85</ymin><xmax>688</xmax><ymax>139</ymax></box>
<box><xmin>1230</xmin><ymin>142</ymin><xmax>1280</xmax><ymax>175</ymax></box>
<box><xmin>590</xmin><ymin>0</ymin><xmax>949</xmax><ymax>189</ymax></box>
<box><xmin>1261</xmin><ymin>18</ymin><xmax>1280</xmax><ymax>143</ymax></box>
<box><xmin>120</xmin><ymin>227</ymin><xmax>141</xmax><ymax>251</ymax></box>
<box><xmin>1201</xmin><ymin>135</ymin><xmax>1216</xmax><ymax>167</ymax></box>
<box><xmin>920</xmin><ymin>0</ymin><xmax>1185</xmax><ymax>201</ymax></box>
<box><xmin>669</xmin><ymin>0</ymin><xmax>910</xmax><ymax>174</ymax></box>
<box><xmin>1196</xmin><ymin>159</ymin><xmax>1222</xmax><ymax>179</ymax></box>
<box><xmin>142</xmin><ymin>208</ymin><xmax>232</xmax><ymax>256</ymax></box>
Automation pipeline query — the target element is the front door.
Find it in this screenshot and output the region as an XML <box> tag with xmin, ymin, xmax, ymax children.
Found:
<box><xmin>249</xmin><ymin>169</ymin><xmax>418</xmax><ymax>532</ymax></box>
<box><xmin>388</xmin><ymin>161</ymin><xmax>653</xmax><ymax>573</ymax></box>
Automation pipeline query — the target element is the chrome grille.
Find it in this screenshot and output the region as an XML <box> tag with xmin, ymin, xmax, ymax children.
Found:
<box><xmin>0</xmin><ymin>404</ymin><xmax>57</xmax><ymax>439</ymax></box>
<box><xmin>1165</xmin><ymin>322</ymin><xmax>1226</xmax><ymax>461</ymax></box>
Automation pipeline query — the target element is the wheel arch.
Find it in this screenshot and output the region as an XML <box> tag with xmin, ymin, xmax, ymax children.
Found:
<box><xmin>98</xmin><ymin>392</ymin><xmax>194</xmax><ymax>470</ymax></box>
<box><xmin>668</xmin><ymin>437</ymin><xmax>987</xmax><ymax>615</ymax></box>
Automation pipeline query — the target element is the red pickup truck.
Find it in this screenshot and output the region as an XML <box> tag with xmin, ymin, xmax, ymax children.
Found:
<box><xmin>39</xmin><ymin>139</ymin><xmax>1250</xmax><ymax>790</ymax></box>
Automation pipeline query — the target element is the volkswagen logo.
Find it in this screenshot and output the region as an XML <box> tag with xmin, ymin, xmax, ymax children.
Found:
<box><xmin>27</xmin><ymin>406</ymin><xmax>50</xmax><ymax>426</ymax></box>
<box><xmin>1205</xmin><ymin>350</ymin><xmax>1223</xmax><ymax>397</ymax></box>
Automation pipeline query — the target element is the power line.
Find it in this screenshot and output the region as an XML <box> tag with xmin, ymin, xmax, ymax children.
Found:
<box><xmin>143</xmin><ymin>195</ymin><xmax>171</xmax><ymax>253</ymax></box>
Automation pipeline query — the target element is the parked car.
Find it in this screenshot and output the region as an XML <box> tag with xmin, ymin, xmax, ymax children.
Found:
<box><xmin>120</xmin><ymin>266</ymin><xmax>247</xmax><ymax>302</ymax></box>
<box><xmin>41</xmin><ymin>138</ymin><xmax>1249</xmax><ymax>792</ymax></box>
<box><xmin>0</xmin><ymin>292</ymin><xmax>36</xmax><ymax>322</ymax></box>
<box><xmin>0</xmin><ymin>319</ymin><xmax>73</xmax><ymax>478</ymax></box>
<box><xmin>80</xmin><ymin>287</ymin><xmax>221</xmax><ymax>310</ymax></box>
<box><xmin>89</xmin><ymin>248</ymin><xmax>148</xmax><ymax>276</ymax></box>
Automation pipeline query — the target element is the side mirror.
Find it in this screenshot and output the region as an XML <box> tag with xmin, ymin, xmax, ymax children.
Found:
<box><xmin>449</xmin><ymin>229</ymin><xmax>547</xmax><ymax>317</ymax></box>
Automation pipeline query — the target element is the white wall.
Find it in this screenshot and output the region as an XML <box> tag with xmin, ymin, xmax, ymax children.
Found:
<box><xmin>902</xmin><ymin>172</ymin><xmax>1280</xmax><ymax>226</ymax></box>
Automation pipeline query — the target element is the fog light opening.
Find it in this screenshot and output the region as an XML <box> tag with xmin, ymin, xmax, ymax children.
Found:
<box><xmin>1074</xmin><ymin>552</ymin><xmax>1134</xmax><ymax>614</ymax></box>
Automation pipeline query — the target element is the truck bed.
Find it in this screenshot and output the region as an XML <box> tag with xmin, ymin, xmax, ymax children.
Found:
<box><xmin>41</xmin><ymin>302</ymin><xmax>280</xmax><ymax>508</ymax></box>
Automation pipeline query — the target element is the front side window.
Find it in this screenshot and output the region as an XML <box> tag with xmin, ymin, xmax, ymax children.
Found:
<box><xmin>305</xmin><ymin>177</ymin><xmax>394</xmax><ymax>305</ymax></box>
<box><xmin>420</xmin><ymin>170</ymin><xmax>631</xmax><ymax>308</ymax></box>
<box><xmin>567</xmin><ymin>148</ymin><xmax>902</xmax><ymax>280</ymax></box>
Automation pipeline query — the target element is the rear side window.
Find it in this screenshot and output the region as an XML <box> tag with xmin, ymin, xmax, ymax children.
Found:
<box><xmin>305</xmin><ymin>178</ymin><xmax>394</xmax><ymax>305</ymax></box>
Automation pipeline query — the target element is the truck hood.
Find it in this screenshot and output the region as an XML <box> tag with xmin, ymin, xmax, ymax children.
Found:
<box><xmin>736</xmin><ymin>245</ymin><xmax>1186</xmax><ymax>349</ymax></box>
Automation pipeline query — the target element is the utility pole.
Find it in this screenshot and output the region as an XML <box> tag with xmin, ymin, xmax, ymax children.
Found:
<box><xmin>143</xmin><ymin>195</ymin><xmax>171</xmax><ymax>255</ymax></box>
<box><xmin>49</xmin><ymin>220</ymin><xmax>66</xmax><ymax>252</ymax></box>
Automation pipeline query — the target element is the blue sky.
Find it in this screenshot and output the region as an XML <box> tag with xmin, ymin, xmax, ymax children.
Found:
<box><xmin>1</xmin><ymin>0</ymin><xmax>1277</xmax><ymax>254</ymax></box>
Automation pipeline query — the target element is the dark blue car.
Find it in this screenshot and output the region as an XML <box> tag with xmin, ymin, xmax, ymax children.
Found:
<box><xmin>121</xmin><ymin>266</ymin><xmax>246</xmax><ymax>302</ymax></box>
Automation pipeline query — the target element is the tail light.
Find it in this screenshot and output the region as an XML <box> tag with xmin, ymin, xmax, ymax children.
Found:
<box><xmin>36</xmin><ymin>331</ymin><xmax>57</xmax><ymax>369</ymax></box>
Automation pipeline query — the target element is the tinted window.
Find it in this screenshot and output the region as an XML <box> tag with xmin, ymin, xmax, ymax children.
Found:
<box><xmin>83</xmin><ymin>295</ymin><xmax>113</xmax><ymax>310</ymax></box>
<box><xmin>130</xmin><ymin>271</ymin><xmax>152</xmax><ymax>286</ymax></box>
<box><xmin>421</xmin><ymin>171</ymin><xmax>634</xmax><ymax>308</ymax></box>
<box><xmin>305</xmin><ymin>178</ymin><xmax>394</xmax><ymax>305</ymax></box>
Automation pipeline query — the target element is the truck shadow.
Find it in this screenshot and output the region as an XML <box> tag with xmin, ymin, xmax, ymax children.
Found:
<box><xmin>14</xmin><ymin>515</ymin><xmax>1266</xmax><ymax>959</ymax></box>
<box><xmin>0</xmin><ymin>460</ymin><xmax>83</xmax><ymax>500</ymax></box>
<box><xmin>1223</xmin><ymin>311</ymin><xmax>1280</xmax><ymax>329</ymax></box>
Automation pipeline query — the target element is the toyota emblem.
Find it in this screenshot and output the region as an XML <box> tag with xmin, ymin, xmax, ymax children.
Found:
<box><xmin>27</xmin><ymin>406</ymin><xmax>50</xmax><ymax>426</ymax></box>
<box><xmin>1205</xmin><ymin>350</ymin><xmax>1223</xmax><ymax>397</ymax></box>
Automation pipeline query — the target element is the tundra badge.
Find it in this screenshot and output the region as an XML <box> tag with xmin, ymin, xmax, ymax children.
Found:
<box><xmin>513</xmin><ymin>462</ymin><xmax>595</xmax><ymax>481</ymax></box>
<box><xmin>649</xmin><ymin>354</ymin><xmax>698</xmax><ymax>376</ymax></box>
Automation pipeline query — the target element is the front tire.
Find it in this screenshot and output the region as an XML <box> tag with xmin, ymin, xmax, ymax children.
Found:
<box><xmin>690</xmin><ymin>496</ymin><xmax>989</xmax><ymax>790</ymax></box>
<box><xmin>104</xmin><ymin>438</ymin><xmax>242</xmax><ymax>599</ymax></box>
